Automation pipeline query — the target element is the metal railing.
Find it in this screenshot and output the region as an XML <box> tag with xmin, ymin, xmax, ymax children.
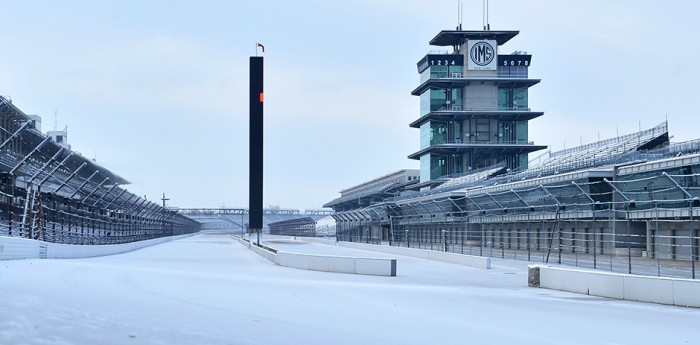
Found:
<box><xmin>430</xmin><ymin>139</ymin><xmax>535</xmax><ymax>146</ymax></box>
<box><xmin>432</xmin><ymin>105</ymin><xmax>532</xmax><ymax>112</ymax></box>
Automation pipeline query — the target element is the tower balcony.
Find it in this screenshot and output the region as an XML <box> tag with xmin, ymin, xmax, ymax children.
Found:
<box><xmin>408</xmin><ymin>141</ymin><xmax>547</xmax><ymax>160</ymax></box>
<box><xmin>410</xmin><ymin>107</ymin><xmax>544</xmax><ymax>128</ymax></box>
<box><xmin>411</xmin><ymin>76</ymin><xmax>540</xmax><ymax>96</ymax></box>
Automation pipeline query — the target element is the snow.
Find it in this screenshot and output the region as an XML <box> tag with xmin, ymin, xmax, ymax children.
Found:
<box><xmin>1</xmin><ymin>234</ymin><xmax>698</xmax><ymax>345</ymax></box>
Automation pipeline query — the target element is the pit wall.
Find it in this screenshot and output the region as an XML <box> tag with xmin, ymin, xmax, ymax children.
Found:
<box><xmin>234</xmin><ymin>236</ymin><xmax>396</xmax><ymax>276</ymax></box>
<box><xmin>529</xmin><ymin>265</ymin><xmax>700</xmax><ymax>308</ymax></box>
<box><xmin>0</xmin><ymin>234</ymin><xmax>194</xmax><ymax>260</ymax></box>
<box><xmin>303</xmin><ymin>237</ymin><xmax>491</xmax><ymax>269</ymax></box>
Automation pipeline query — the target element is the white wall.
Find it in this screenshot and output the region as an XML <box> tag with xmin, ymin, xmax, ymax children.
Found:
<box><xmin>234</xmin><ymin>236</ymin><xmax>396</xmax><ymax>276</ymax></box>
<box><xmin>531</xmin><ymin>265</ymin><xmax>700</xmax><ymax>308</ymax></box>
<box><xmin>1</xmin><ymin>234</ymin><xmax>193</xmax><ymax>260</ymax></box>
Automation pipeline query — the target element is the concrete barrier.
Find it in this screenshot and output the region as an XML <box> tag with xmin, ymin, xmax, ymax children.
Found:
<box><xmin>234</xmin><ymin>236</ymin><xmax>396</xmax><ymax>276</ymax></box>
<box><xmin>1</xmin><ymin>234</ymin><xmax>193</xmax><ymax>260</ymax></box>
<box><xmin>0</xmin><ymin>237</ymin><xmax>42</xmax><ymax>260</ymax></box>
<box><xmin>529</xmin><ymin>265</ymin><xmax>700</xmax><ymax>308</ymax></box>
<box><xmin>302</xmin><ymin>238</ymin><xmax>491</xmax><ymax>269</ymax></box>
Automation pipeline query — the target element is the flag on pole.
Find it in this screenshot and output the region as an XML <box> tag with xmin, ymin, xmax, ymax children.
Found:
<box><xmin>257</xmin><ymin>43</ymin><xmax>265</xmax><ymax>53</ymax></box>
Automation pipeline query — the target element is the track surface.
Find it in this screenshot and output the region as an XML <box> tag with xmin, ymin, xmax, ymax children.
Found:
<box><xmin>1</xmin><ymin>234</ymin><xmax>698</xmax><ymax>344</ymax></box>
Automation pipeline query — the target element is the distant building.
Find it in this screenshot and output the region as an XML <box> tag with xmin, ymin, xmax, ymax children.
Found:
<box><xmin>28</xmin><ymin>115</ymin><xmax>42</xmax><ymax>132</ymax></box>
<box><xmin>47</xmin><ymin>128</ymin><xmax>70</xmax><ymax>149</ymax></box>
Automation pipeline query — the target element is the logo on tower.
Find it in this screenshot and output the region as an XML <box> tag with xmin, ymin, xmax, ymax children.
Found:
<box><xmin>467</xmin><ymin>40</ymin><xmax>497</xmax><ymax>70</ymax></box>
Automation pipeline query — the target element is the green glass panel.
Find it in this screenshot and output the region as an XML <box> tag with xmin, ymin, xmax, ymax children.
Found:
<box><xmin>431</xmin><ymin>154</ymin><xmax>447</xmax><ymax>180</ymax></box>
<box><xmin>420</xmin><ymin>123</ymin><xmax>430</xmax><ymax>149</ymax></box>
<box><xmin>430</xmin><ymin>122</ymin><xmax>448</xmax><ymax>145</ymax></box>
<box><xmin>516</xmin><ymin>121</ymin><xmax>528</xmax><ymax>142</ymax></box>
<box><xmin>420</xmin><ymin>92</ymin><xmax>430</xmax><ymax>116</ymax></box>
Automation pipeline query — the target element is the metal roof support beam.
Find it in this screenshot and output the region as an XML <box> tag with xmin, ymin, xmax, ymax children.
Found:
<box><xmin>73</xmin><ymin>177</ymin><xmax>109</xmax><ymax>201</ymax></box>
<box><xmin>447</xmin><ymin>197</ymin><xmax>465</xmax><ymax>213</ymax></box>
<box><xmin>61</xmin><ymin>168</ymin><xmax>96</xmax><ymax>196</ymax></box>
<box><xmin>102</xmin><ymin>188</ymin><xmax>128</xmax><ymax>210</ymax></box>
<box><xmin>143</xmin><ymin>203</ymin><xmax>162</xmax><ymax>219</ymax></box>
<box><xmin>164</xmin><ymin>211</ymin><xmax>180</xmax><ymax>222</ymax></box>
<box><xmin>432</xmin><ymin>199</ymin><xmax>447</xmax><ymax>213</ymax></box>
<box><xmin>465</xmin><ymin>195</ymin><xmax>483</xmax><ymax>210</ymax></box>
<box><xmin>125</xmin><ymin>198</ymin><xmax>149</xmax><ymax>215</ymax></box>
<box><xmin>511</xmin><ymin>189</ymin><xmax>530</xmax><ymax>208</ymax></box>
<box><xmin>136</xmin><ymin>201</ymin><xmax>155</xmax><ymax>217</ymax></box>
<box><xmin>405</xmin><ymin>202</ymin><xmax>423</xmax><ymax>217</ymax></box>
<box><xmin>417</xmin><ymin>201</ymin><xmax>432</xmax><ymax>216</ymax></box>
<box><xmin>571</xmin><ymin>181</ymin><xmax>595</xmax><ymax>203</ymax></box>
<box><xmin>91</xmin><ymin>183</ymin><xmax>119</xmax><ymax>207</ymax></box>
<box><xmin>9</xmin><ymin>136</ymin><xmax>51</xmax><ymax>175</ymax></box>
<box><xmin>115</xmin><ymin>192</ymin><xmax>137</xmax><ymax>211</ymax></box>
<box><xmin>540</xmin><ymin>185</ymin><xmax>563</xmax><ymax>205</ymax></box>
<box><xmin>38</xmin><ymin>153</ymin><xmax>75</xmax><ymax>187</ymax></box>
<box><xmin>27</xmin><ymin>147</ymin><xmax>65</xmax><ymax>185</ymax></box>
<box><xmin>0</xmin><ymin>121</ymin><xmax>32</xmax><ymax>151</ymax></box>
<box><xmin>52</xmin><ymin>162</ymin><xmax>87</xmax><ymax>193</ymax></box>
<box><xmin>485</xmin><ymin>192</ymin><xmax>505</xmax><ymax>209</ymax></box>
<box><xmin>661</xmin><ymin>171</ymin><xmax>693</xmax><ymax>199</ymax></box>
<box><xmin>602</xmin><ymin>179</ymin><xmax>630</xmax><ymax>202</ymax></box>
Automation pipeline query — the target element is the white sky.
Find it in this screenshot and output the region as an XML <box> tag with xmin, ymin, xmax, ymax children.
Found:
<box><xmin>1</xmin><ymin>0</ymin><xmax>698</xmax><ymax>210</ymax></box>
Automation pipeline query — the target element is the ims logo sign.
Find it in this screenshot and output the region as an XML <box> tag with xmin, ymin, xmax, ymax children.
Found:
<box><xmin>468</xmin><ymin>40</ymin><xmax>497</xmax><ymax>70</ymax></box>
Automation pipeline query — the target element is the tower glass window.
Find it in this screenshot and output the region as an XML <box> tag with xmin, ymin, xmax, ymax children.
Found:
<box><xmin>497</xmin><ymin>87</ymin><xmax>528</xmax><ymax>110</ymax></box>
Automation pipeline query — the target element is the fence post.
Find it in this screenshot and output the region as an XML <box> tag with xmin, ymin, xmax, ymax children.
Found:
<box><xmin>627</xmin><ymin>201</ymin><xmax>633</xmax><ymax>274</ymax></box>
<box><xmin>690</xmin><ymin>199</ymin><xmax>696</xmax><ymax>279</ymax></box>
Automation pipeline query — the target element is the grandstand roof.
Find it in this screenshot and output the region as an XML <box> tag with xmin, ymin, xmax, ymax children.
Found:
<box><xmin>324</xmin><ymin>170</ymin><xmax>419</xmax><ymax>209</ymax></box>
<box><xmin>0</xmin><ymin>97</ymin><xmax>130</xmax><ymax>186</ymax></box>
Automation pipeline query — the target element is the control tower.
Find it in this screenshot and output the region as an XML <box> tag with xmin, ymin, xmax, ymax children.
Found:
<box><xmin>409</xmin><ymin>29</ymin><xmax>546</xmax><ymax>186</ymax></box>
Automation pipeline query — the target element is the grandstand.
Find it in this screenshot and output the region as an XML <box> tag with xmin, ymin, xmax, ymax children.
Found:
<box><xmin>266</xmin><ymin>213</ymin><xmax>338</xmax><ymax>238</ymax></box>
<box><xmin>326</xmin><ymin>121</ymin><xmax>700</xmax><ymax>277</ymax></box>
<box><xmin>268</xmin><ymin>217</ymin><xmax>316</xmax><ymax>237</ymax></box>
<box><xmin>0</xmin><ymin>96</ymin><xmax>200</xmax><ymax>244</ymax></box>
<box><xmin>323</xmin><ymin>169</ymin><xmax>419</xmax><ymax>211</ymax></box>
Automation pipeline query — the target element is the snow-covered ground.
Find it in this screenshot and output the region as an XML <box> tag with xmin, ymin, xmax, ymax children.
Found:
<box><xmin>1</xmin><ymin>234</ymin><xmax>698</xmax><ymax>345</ymax></box>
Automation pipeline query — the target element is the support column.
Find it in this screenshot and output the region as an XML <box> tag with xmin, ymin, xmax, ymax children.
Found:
<box><xmin>249</xmin><ymin>55</ymin><xmax>264</xmax><ymax>246</ymax></box>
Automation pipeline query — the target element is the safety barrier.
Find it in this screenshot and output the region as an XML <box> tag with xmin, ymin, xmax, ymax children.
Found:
<box><xmin>0</xmin><ymin>234</ymin><xmax>194</xmax><ymax>260</ymax></box>
<box><xmin>235</xmin><ymin>236</ymin><xmax>396</xmax><ymax>276</ymax></box>
<box><xmin>528</xmin><ymin>265</ymin><xmax>700</xmax><ymax>308</ymax></box>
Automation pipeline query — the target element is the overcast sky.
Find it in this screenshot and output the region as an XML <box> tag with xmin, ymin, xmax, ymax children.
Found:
<box><xmin>2</xmin><ymin>0</ymin><xmax>698</xmax><ymax>210</ymax></box>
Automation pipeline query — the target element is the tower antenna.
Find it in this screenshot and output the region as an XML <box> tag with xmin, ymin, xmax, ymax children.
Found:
<box><xmin>486</xmin><ymin>0</ymin><xmax>491</xmax><ymax>30</ymax></box>
<box><xmin>482</xmin><ymin>0</ymin><xmax>486</xmax><ymax>30</ymax></box>
<box><xmin>457</xmin><ymin>1</ymin><xmax>464</xmax><ymax>30</ymax></box>
<box><xmin>54</xmin><ymin>109</ymin><xmax>58</xmax><ymax>131</ymax></box>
